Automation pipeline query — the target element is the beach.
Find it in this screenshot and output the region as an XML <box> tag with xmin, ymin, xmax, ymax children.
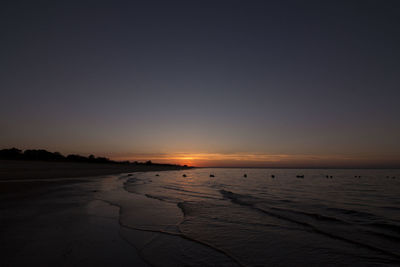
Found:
<box><xmin>2</xmin><ymin>162</ymin><xmax>400</xmax><ymax>266</ymax></box>
<box><xmin>0</xmin><ymin>160</ymin><xmax>188</xmax><ymax>197</ymax></box>
<box><xmin>0</xmin><ymin>161</ymin><xmax>238</xmax><ymax>266</ymax></box>
<box><xmin>0</xmin><ymin>161</ymin><xmax>183</xmax><ymax>266</ymax></box>
<box><xmin>0</xmin><ymin>160</ymin><xmax>188</xmax><ymax>181</ymax></box>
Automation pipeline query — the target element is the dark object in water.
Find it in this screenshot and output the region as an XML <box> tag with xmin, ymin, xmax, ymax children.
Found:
<box><xmin>392</xmin><ymin>176</ymin><xmax>396</xmax><ymax>179</ymax></box>
<box><xmin>330</xmin><ymin>176</ymin><xmax>333</xmax><ymax>178</ymax></box>
<box><xmin>358</xmin><ymin>176</ymin><xmax>361</xmax><ymax>178</ymax></box>
<box><xmin>271</xmin><ymin>175</ymin><xmax>275</xmax><ymax>178</ymax></box>
<box><xmin>127</xmin><ymin>174</ymin><xmax>133</xmax><ymax>176</ymax></box>
<box><xmin>210</xmin><ymin>174</ymin><xmax>215</xmax><ymax>177</ymax></box>
<box><xmin>326</xmin><ymin>175</ymin><xmax>329</xmax><ymax>178</ymax></box>
<box><xmin>296</xmin><ymin>175</ymin><xmax>304</xmax><ymax>178</ymax></box>
<box><xmin>354</xmin><ymin>176</ymin><xmax>357</xmax><ymax>178</ymax></box>
<box><xmin>155</xmin><ymin>174</ymin><xmax>160</xmax><ymax>176</ymax></box>
<box><xmin>183</xmin><ymin>174</ymin><xmax>187</xmax><ymax>177</ymax></box>
<box><xmin>244</xmin><ymin>174</ymin><xmax>247</xmax><ymax>178</ymax></box>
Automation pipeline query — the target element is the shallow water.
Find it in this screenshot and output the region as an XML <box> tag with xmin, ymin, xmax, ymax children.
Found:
<box><xmin>119</xmin><ymin>168</ymin><xmax>400</xmax><ymax>266</ymax></box>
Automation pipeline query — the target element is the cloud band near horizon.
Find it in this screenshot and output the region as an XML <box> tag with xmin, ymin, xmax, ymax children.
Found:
<box><xmin>110</xmin><ymin>152</ymin><xmax>400</xmax><ymax>168</ymax></box>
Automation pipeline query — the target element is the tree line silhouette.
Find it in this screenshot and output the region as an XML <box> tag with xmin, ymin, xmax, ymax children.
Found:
<box><xmin>0</xmin><ymin>148</ymin><xmax>186</xmax><ymax>167</ymax></box>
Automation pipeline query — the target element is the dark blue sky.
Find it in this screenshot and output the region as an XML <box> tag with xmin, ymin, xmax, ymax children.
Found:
<box><xmin>1</xmin><ymin>1</ymin><xmax>399</xmax><ymax>167</ymax></box>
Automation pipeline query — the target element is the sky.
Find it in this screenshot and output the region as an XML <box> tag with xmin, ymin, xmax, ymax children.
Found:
<box><xmin>1</xmin><ymin>1</ymin><xmax>400</xmax><ymax>167</ymax></box>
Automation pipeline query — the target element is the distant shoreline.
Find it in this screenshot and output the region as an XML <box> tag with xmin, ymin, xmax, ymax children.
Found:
<box><xmin>0</xmin><ymin>160</ymin><xmax>191</xmax><ymax>181</ymax></box>
<box><xmin>197</xmin><ymin>166</ymin><xmax>400</xmax><ymax>169</ymax></box>
<box><xmin>0</xmin><ymin>147</ymin><xmax>188</xmax><ymax>168</ymax></box>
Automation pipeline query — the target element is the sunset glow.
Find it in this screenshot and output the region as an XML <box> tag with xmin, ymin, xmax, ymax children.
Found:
<box><xmin>111</xmin><ymin>152</ymin><xmax>399</xmax><ymax>168</ymax></box>
<box><xmin>1</xmin><ymin>1</ymin><xmax>399</xmax><ymax>169</ymax></box>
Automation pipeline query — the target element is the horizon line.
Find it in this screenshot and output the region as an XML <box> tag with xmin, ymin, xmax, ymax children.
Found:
<box><xmin>193</xmin><ymin>166</ymin><xmax>400</xmax><ymax>169</ymax></box>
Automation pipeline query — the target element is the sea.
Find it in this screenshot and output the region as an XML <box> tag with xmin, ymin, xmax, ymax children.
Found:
<box><xmin>100</xmin><ymin>168</ymin><xmax>400</xmax><ymax>266</ymax></box>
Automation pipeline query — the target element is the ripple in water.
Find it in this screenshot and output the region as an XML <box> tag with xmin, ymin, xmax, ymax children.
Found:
<box><xmin>121</xmin><ymin>168</ymin><xmax>400</xmax><ymax>266</ymax></box>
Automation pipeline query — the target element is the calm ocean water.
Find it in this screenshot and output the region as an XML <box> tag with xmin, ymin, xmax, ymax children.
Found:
<box><xmin>113</xmin><ymin>168</ymin><xmax>400</xmax><ymax>266</ymax></box>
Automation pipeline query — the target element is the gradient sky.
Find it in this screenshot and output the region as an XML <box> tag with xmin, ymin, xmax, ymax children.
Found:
<box><xmin>1</xmin><ymin>1</ymin><xmax>400</xmax><ymax>167</ymax></box>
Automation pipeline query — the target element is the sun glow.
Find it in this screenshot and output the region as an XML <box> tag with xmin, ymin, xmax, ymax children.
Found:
<box><xmin>109</xmin><ymin>152</ymin><xmax>392</xmax><ymax>168</ymax></box>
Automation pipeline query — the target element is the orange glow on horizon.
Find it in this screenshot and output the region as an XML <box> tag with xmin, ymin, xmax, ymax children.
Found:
<box><xmin>110</xmin><ymin>152</ymin><xmax>399</xmax><ymax>168</ymax></box>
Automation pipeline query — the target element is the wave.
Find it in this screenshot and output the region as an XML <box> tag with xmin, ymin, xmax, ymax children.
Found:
<box><xmin>219</xmin><ymin>189</ymin><xmax>258</xmax><ymax>206</ymax></box>
<box><xmin>270</xmin><ymin>207</ymin><xmax>346</xmax><ymax>223</ymax></box>
<box><xmin>122</xmin><ymin>171</ymin><xmax>400</xmax><ymax>264</ymax></box>
<box><xmin>219</xmin><ymin>189</ymin><xmax>343</xmax><ymax>223</ymax></box>
<box><xmin>163</xmin><ymin>185</ymin><xmax>219</xmax><ymax>199</ymax></box>
<box><xmin>177</xmin><ymin>201</ymin><xmax>193</xmax><ymax>217</ymax></box>
<box><xmin>144</xmin><ymin>193</ymin><xmax>170</xmax><ymax>202</ymax></box>
<box><xmin>219</xmin><ymin>189</ymin><xmax>400</xmax><ymax>261</ymax></box>
<box><xmin>176</xmin><ymin>201</ymin><xmax>227</xmax><ymax>217</ymax></box>
<box><xmin>326</xmin><ymin>207</ymin><xmax>378</xmax><ymax>220</ymax></box>
<box><xmin>97</xmin><ymin>198</ymin><xmax>244</xmax><ymax>267</ymax></box>
<box><xmin>124</xmin><ymin>177</ymin><xmax>152</xmax><ymax>186</ymax></box>
<box><xmin>177</xmin><ymin>201</ymin><xmax>299</xmax><ymax>232</ymax></box>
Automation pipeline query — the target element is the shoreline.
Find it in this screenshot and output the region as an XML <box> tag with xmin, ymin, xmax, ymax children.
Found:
<box><xmin>0</xmin><ymin>160</ymin><xmax>190</xmax><ymax>181</ymax></box>
<box><xmin>0</xmin><ymin>161</ymin><xmax>177</xmax><ymax>266</ymax></box>
<box><xmin>0</xmin><ymin>160</ymin><xmax>190</xmax><ymax>198</ymax></box>
<box><xmin>0</xmin><ymin>174</ymin><xmax>149</xmax><ymax>266</ymax></box>
<box><xmin>0</xmin><ymin>165</ymin><xmax>239</xmax><ymax>266</ymax></box>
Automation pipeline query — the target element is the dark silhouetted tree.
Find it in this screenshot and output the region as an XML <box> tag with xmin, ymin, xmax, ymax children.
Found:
<box><xmin>0</xmin><ymin>148</ymin><xmax>23</xmax><ymax>159</ymax></box>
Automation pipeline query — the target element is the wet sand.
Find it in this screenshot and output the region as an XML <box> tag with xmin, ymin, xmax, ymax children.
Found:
<box><xmin>0</xmin><ymin>160</ymin><xmax>188</xmax><ymax>197</ymax></box>
<box><xmin>0</xmin><ymin>161</ymin><xmax>198</xmax><ymax>267</ymax></box>
<box><xmin>0</xmin><ymin>160</ymin><xmax>187</xmax><ymax>181</ymax></box>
